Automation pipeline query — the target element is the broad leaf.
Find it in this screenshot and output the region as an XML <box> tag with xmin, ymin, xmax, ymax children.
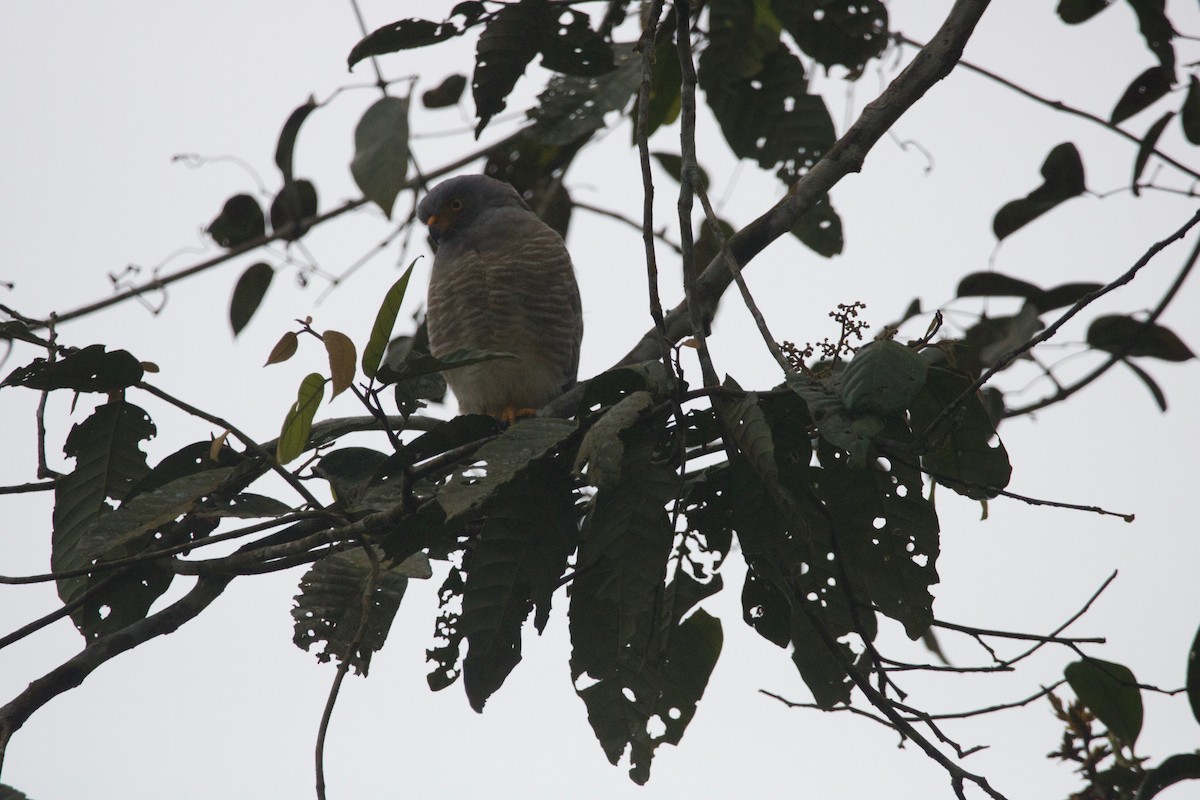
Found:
<box><xmin>839</xmin><ymin>340</ymin><xmax>928</xmax><ymax>417</ymax></box>
<box><xmin>538</xmin><ymin>8</ymin><xmax>614</xmax><ymax>77</ymax></box>
<box><xmin>292</xmin><ymin>549</ymin><xmax>412</xmax><ymax>675</ymax></box>
<box><xmin>1137</xmin><ymin>754</ymin><xmax>1200</xmax><ymax>800</ymax></box>
<box><xmin>349</xmin><ymin>18</ymin><xmax>460</xmax><ymax>68</ymax></box>
<box><xmin>270</xmin><ymin>179</ymin><xmax>318</xmax><ymax>240</ymax></box>
<box><xmin>993</xmin><ymin>142</ymin><xmax>1086</xmax><ymax>240</ymax></box>
<box><xmin>789</xmin><ymin>197</ymin><xmax>843</xmax><ymax>257</ymax></box>
<box><xmin>1057</xmin><ymin>0</ymin><xmax>1114</xmax><ymax>24</ymax></box>
<box><xmin>773</xmin><ymin>0</ymin><xmax>889</xmax><ymax>78</ymax></box>
<box><xmin>574</xmin><ymin>390</ymin><xmax>655</xmax><ymax>489</ymax></box>
<box><xmin>1111</xmin><ymin>66</ymin><xmax>1172</xmax><ymax>125</ymax></box>
<box><xmin>3</xmin><ymin>345</ymin><xmax>143</xmax><ymax>393</ymax></box>
<box><xmin>275</xmin><ymin>96</ymin><xmax>317</xmax><ymax>184</ymax></box>
<box><xmin>323</xmin><ymin>329</ymin><xmax>357</xmax><ymax>398</ymax></box>
<box><xmin>351</xmin><ymin>96</ymin><xmax>410</xmax><ymax>218</ymax></box>
<box><xmin>362</xmin><ymin>260</ymin><xmax>416</xmax><ymax>379</ymax></box>
<box><xmin>264</xmin><ymin>331</ymin><xmax>299</xmax><ymax>366</ymax></box>
<box><xmin>229</xmin><ymin>262</ymin><xmax>274</xmax><ymax>336</ymax></box>
<box><xmin>472</xmin><ymin>0</ymin><xmax>542</xmax><ymax>136</ymax></box>
<box><xmin>956</xmin><ymin>272</ymin><xmax>1044</xmax><ymax>303</ymax></box>
<box><xmin>207</xmin><ymin>193</ymin><xmax>265</xmax><ymax>248</ymax></box>
<box><xmin>422</xmin><ymin>74</ymin><xmax>467</xmax><ymax>108</ymax></box>
<box><xmin>1087</xmin><ymin>315</ymin><xmax>1195</xmax><ymax>361</ymax></box>
<box><xmin>1065</xmin><ymin>658</ymin><xmax>1143</xmax><ymax>748</ymax></box>
<box><xmin>1126</xmin><ymin>0</ymin><xmax>1176</xmax><ymax>76</ymax></box>
<box><xmin>276</xmin><ymin>373</ymin><xmax>325</xmax><ymax>463</ymax></box>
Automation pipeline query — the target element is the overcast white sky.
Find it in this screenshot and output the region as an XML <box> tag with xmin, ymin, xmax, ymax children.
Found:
<box><xmin>3</xmin><ymin>2</ymin><xmax>1200</xmax><ymax>798</ymax></box>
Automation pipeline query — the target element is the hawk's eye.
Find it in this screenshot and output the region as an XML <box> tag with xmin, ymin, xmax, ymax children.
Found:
<box><xmin>449</xmin><ymin>198</ymin><xmax>464</xmax><ymax>211</ymax></box>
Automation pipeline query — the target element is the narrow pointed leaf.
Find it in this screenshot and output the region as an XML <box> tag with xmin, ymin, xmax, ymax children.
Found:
<box><xmin>351</xmin><ymin>96</ymin><xmax>410</xmax><ymax>218</ymax></box>
<box><xmin>1182</xmin><ymin>75</ymin><xmax>1200</xmax><ymax>144</ymax></box>
<box><xmin>277</xmin><ymin>373</ymin><xmax>326</xmax><ymax>463</ymax></box>
<box><xmin>956</xmin><ymin>272</ymin><xmax>1045</xmax><ymax>303</ymax></box>
<box><xmin>229</xmin><ymin>262</ymin><xmax>274</xmax><ymax>336</ymax></box>
<box><xmin>1133</xmin><ymin>111</ymin><xmax>1173</xmax><ymax>193</ymax></box>
<box><xmin>1122</xmin><ymin>358</ymin><xmax>1168</xmax><ymax>411</ymax></box>
<box><xmin>322</xmin><ymin>329</ymin><xmax>357</xmax><ymax>398</ymax></box>
<box><xmin>275</xmin><ymin>96</ymin><xmax>318</xmax><ymax>184</ymax></box>
<box><xmin>264</xmin><ymin>331</ymin><xmax>299</xmax><ymax>366</ymax></box>
<box><xmin>349</xmin><ymin>19</ymin><xmax>459</xmax><ymax>68</ymax></box>
<box><xmin>1111</xmin><ymin>66</ymin><xmax>1172</xmax><ymax>125</ymax></box>
<box><xmin>362</xmin><ymin>260</ymin><xmax>416</xmax><ymax>379</ymax></box>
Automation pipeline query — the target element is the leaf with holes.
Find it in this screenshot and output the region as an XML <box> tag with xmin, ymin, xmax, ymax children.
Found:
<box><xmin>538</xmin><ymin>8</ymin><xmax>614</xmax><ymax>77</ymax></box>
<box><xmin>1065</xmin><ymin>658</ymin><xmax>1143</xmax><ymax>748</ymax></box>
<box><xmin>472</xmin><ymin>0</ymin><xmax>542</xmax><ymax>136</ymax></box>
<box><xmin>349</xmin><ymin>18</ymin><xmax>460</xmax><ymax>68</ymax></box>
<box><xmin>276</xmin><ymin>373</ymin><xmax>325</xmax><ymax>464</ymax></box>
<box><xmin>530</xmin><ymin>43</ymin><xmax>639</xmax><ymax>146</ymax></box>
<box><xmin>993</xmin><ymin>142</ymin><xmax>1086</xmax><ymax>240</ymax></box>
<box><xmin>229</xmin><ymin>262</ymin><xmax>274</xmax><ymax>336</ymax></box>
<box><xmin>351</xmin><ymin>96</ymin><xmax>410</xmax><ymax>218</ymax></box>
<box><xmin>774</xmin><ymin>0</ymin><xmax>889</xmax><ymax>78</ymax></box>
<box><xmin>790</xmin><ymin>196</ymin><xmax>843</xmax><ymax>257</ymax></box>
<box><xmin>3</xmin><ymin>345</ymin><xmax>143</xmax><ymax>393</ymax></box>
<box><xmin>292</xmin><ymin>550</ymin><xmax>411</xmax><ymax>675</ymax></box>
<box><xmin>207</xmin><ymin>194</ymin><xmax>265</xmax><ymax>248</ymax></box>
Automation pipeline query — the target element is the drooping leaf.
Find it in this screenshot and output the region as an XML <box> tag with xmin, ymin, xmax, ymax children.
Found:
<box><xmin>773</xmin><ymin>0</ymin><xmax>889</xmax><ymax>78</ymax></box>
<box><xmin>292</xmin><ymin>549</ymin><xmax>411</xmax><ymax>675</ymax></box>
<box><xmin>322</xmin><ymin>329</ymin><xmax>357</xmax><ymax>399</ymax></box>
<box><xmin>422</xmin><ymin>73</ymin><xmax>467</xmax><ymax>108</ymax></box>
<box><xmin>1065</xmin><ymin>658</ymin><xmax>1143</xmax><ymax>748</ymax></box>
<box><xmin>362</xmin><ymin>260</ymin><xmax>416</xmax><ymax>379</ymax></box>
<box><xmin>1136</xmin><ymin>753</ymin><xmax>1200</xmax><ymax>800</ymax></box>
<box><xmin>993</xmin><ymin>142</ymin><xmax>1086</xmax><ymax>240</ymax></box>
<box><xmin>438</xmin><ymin>418</ymin><xmax>577</xmax><ymax>523</ymax></box>
<box><xmin>349</xmin><ymin>18</ymin><xmax>460</xmax><ymax>68</ymax></box>
<box><xmin>206</xmin><ymin>193</ymin><xmax>266</xmax><ymax>248</ymax></box>
<box><xmin>789</xmin><ymin>197</ymin><xmax>843</xmax><ymax>257</ymax></box>
<box><xmin>427</xmin><ymin>566</ymin><xmax>466</xmax><ymax>691</ymax></box>
<box><xmin>460</xmin><ymin>461</ymin><xmax>578</xmax><ymax>711</ymax></box>
<box><xmin>51</xmin><ymin>402</ymin><xmax>155</xmax><ymax>639</ymax></box>
<box><xmin>839</xmin><ymin>340</ymin><xmax>928</xmax><ymax>417</ymax></box>
<box><xmin>1122</xmin><ymin>357</ymin><xmax>1168</xmax><ymax>411</ymax></box>
<box><xmin>3</xmin><ymin>345</ymin><xmax>143</xmax><ymax>393</ymax></box>
<box><xmin>1087</xmin><ymin>315</ymin><xmax>1195</xmax><ymax>361</ymax></box>
<box><xmin>264</xmin><ymin>331</ymin><xmax>299</xmax><ymax>366</ymax></box>
<box><xmin>270</xmin><ymin>179</ymin><xmax>318</xmax><ymax>240</ymax></box>
<box><xmin>1181</xmin><ymin>76</ymin><xmax>1200</xmax><ymax>144</ymax></box>
<box><xmin>276</xmin><ymin>373</ymin><xmax>326</xmax><ymax>464</ymax></box>
<box><xmin>908</xmin><ymin>366</ymin><xmax>1011</xmax><ymax>498</ymax></box>
<box><xmin>1057</xmin><ymin>0</ymin><xmax>1114</xmax><ymax>24</ymax></box>
<box><xmin>351</xmin><ymin>96</ymin><xmax>411</xmax><ymax>218</ymax></box>
<box><xmin>275</xmin><ymin>96</ymin><xmax>318</xmax><ymax>184</ymax></box>
<box><xmin>1111</xmin><ymin>66</ymin><xmax>1173</xmax><ymax>125</ymax></box>
<box><xmin>229</xmin><ymin>262</ymin><xmax>274</xmax><ymax>336</ymax></box>
<box><xmin>1133</xmin><ymin>111</ymin><xmax>1174</xmax><ymax>193</ymax></box>
<box><xmin>473</xmin><ymin>0</ymin><xmax>543</xmax><ymax>136</ymax></box>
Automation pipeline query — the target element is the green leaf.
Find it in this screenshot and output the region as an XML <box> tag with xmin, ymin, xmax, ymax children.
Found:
<box><xmin>773</xmin><ymin>0</ymin><xmax>889</xmax><ymax>78</ymax></box>
<box><xmin>438</xmin><ymin>418</ymin><xmax>577</xmax><ymax>522</ymax></box>
<box><xmin>908</xmin><ymin>366</ymin><xmax>1011</xmax><ymax>498</ymax></box>
<box><xmin>276</xmin><ymin>373</ymin><xmax>326</xmax><ymax>464</ymax></box>
<box><xmin>349</xmin><ymin>18</ymin><xmax>459</xmax><ymax>68</ymax></box>
<box><xmin>651</xmin><ymin>152</ymin><xmax>710</xmax><ymax>189</ymax></box>
<box><xmin>1137</xmin><ymin>753</ymin><xmax>1200</xmax><ymax>800</ymax></box>
<box><xmin>839</xmin><ymin>340</ymin><xmax>928</xmax><ymax>417</ymax></box>
<box><xmin>460</xmin><ymin>461</ymin><xmax>578</xmax><ymax>711</ymax></box>
<box><xmin>1065</xmin><ymin>658</ymin><xmax>1143</xmax><ymax>748</ymax></box>
<box><xmin>993</xmin><ymin>142</ymin><xmax>1086</xmax><ymax>240</ymax></box>
<box><xmin>422</xmin><ymin>73</ymin><xmax>467</xmax><ymax>108</ymax></box>
<box><xmin>3</xmin><ymin>344</ymin><xmax>143</xmax><ymax>393</ymax></box>
<box><xmin>789</xmin><ymin>197</ymin><xmax>843</xmax><ymax>257</ymax></box>
<box><xmin>786</xmin><ymin>372</ymin><xmax>878</xmax><ymax>467</ymax></box>
<box><xmin>574</xmin><ymin>390</ymin><xmax>655</xmax><ymax>489</ymax></box>
<box><xmin>1111</xmin><ymin>66</ymin><xmax>1173</xmax><ymax>125</ymax></box>
<box><xmin>1133</xmin><ymin>111</ymin><xmax>1173</xmax><ymax>193</ymax></box>
<box><xmin>206</xmin><ymin>193</ymin><xmax>266</xmax><ymax>248</ymax></box>
<box><xmin>472</xmin><ymin>0</ymin><xmax>542</xmax><ymax>136</ymax></box>
<box><xmin>275</xmin><ymin>95</ymin><xmax>317</xmax><ymax>185</ymax></box>
<box><xmin>362</xmin><ymin>260</ymin><xmax>416</xmax><ymax>379</ymax></box>
<box><xmin>1057</xmin><ymin>0</ymin><xmax>1114</xmax><ymax>24</ymax></box>
<box><xmin>1187</xmin><ymin>621</ymin><xmax>1200</xmax><ymax>725</ymax></box>
<box><xmin>51</xmin><ymin>402</ymin><xmax>155</xmax><ymax>639</ymax></box>
<box><xmin>322</xmin><ymin>329</ymin><xmax>357</xmax><ymax>399</ymax></box>
<box><xmin>1087</xmin><ymin>315</ymin><xmax>1195</xmax><ymax>361</ymax></box>
<box><xmin>1181</xmin><ymin>76</ymin><xmax>1200</xmax><ymax>144</ymax></box>
<box><xmin>292</xmin><ymin>549</ymin><xmax>411</xmax><ymax>675</ymax></box>
<box><xmin>270</xmin><ymin>179</ymin><xmax>318</xmax><ymax>240</ymax></box>
<box><xmin>229</xmin><ymin>262</ymin><xmax>274</xmax><ymax>336</ymax></box>
<box><xmin>351</xmin><ymin>96</ymin><xmax>410</xmax><ymax>218</ymax></box>
<box><xmin>637</xmin><ymin>32</ymin><xmax>682</xmax><ymax>139</ymax></box>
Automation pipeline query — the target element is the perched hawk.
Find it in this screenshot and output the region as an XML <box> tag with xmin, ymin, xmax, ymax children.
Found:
<box><xmin>418</xmin><ymin>174</ymin><xmax>583</xmax><ymax>421</ymax></box>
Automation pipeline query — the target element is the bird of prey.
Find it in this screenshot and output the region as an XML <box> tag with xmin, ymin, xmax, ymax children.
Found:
<box><xmin>418</xmin><ymin>174</ymin><xmax>583</xmax><ymax>422</ymax></box>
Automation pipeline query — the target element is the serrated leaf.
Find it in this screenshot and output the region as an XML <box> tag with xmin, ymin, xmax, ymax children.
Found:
<box><xmin>351</xmin><ymin>96</ymin><xmax>410</xmax><ymax>218</ymax></box>
<box><xmin>1137</xmin><ymin>753</ymin><xmax>1200</xmax><ymax>800</ymax></box>
<box><xmin>323</xmin><ymin>329</ymin><xmax>357</xmax><ymax>399</ymax></box>
<box><xmin>773</xmin><ymin>0</ymin><xmax>889</xmax><ymax>79</ymax></box>
<box><xmin>423</xmin><ymin>73</ymin><xmax>467</xmax><ymax>108</ymax></box>
<box><xmin>1087</xmin><ymin>315</ymin><xmax>1195</xmax><ymax>361</ymax></box>
<box><xmin>1122</xmin><ymin>358</ymin><xmax>1168</xmax><ymax>411</ymax></box>
<box><xmin>229</xmin><ymin>262</ymin><xmax>274</xmax><ymax>336</ymax></box>
<box><xmin>349</xmin><ymin>18</ymin><xmax>459</xmax><ymax>68</ymax></box>
<box><xmin>1057</xmin><ymin>0</ymin><xmax>1114</xmax><ymax>24</ymax></box>
<box><xmin>1111</xmin><ymin>66</ymin><xmax>1173</xmax><ymax>125</ymax></box>
<box><xmin>277</xmin><ymin>373</ymin><xmax>326</xmax><ymax>464</ymax></box>
<box><xmin>1133</xmin><ymin>111</ymin><xmax>1174</xmax><ymax>194</ymax></box>
<box><xmin>362</xmin><ymin>261</ymin><xmax>416</xmax><ymax>379</ymax></box>
<box><xmin>473</xmin><ymin>0</ymin><xmax>542</xmax><ymax>136</ymax></box>
<box><xmin>275</xmin><ymin>96</ymin><xmax>317</xmax><ymax>185</ymax></box>
<box><xmin>839</xmin><ymin>340</ymin><xmax>928</xmax><ymax>417</ymax></box>
<box><xmin>292</xmin><ymin>549</ymin><xmax>410</xmax><ymax>675</ymax></box>
<box><xmin>264</xmin><ymin>331</ymin><xmax>299</xmax><ymax>366</ymax></box>
<box><xmin>789</xmin><ymin>197</ymin><xmax>842</xmax><ymax>257</ymax></box>
<box><xmin>908</xmin><ymin>366</ymin><xmax>1011</xmax><ymax>498</ymax></box>
<box><xmin>993</xmin><ymin>143</ymin><xmax>1086</xmax><ymax>240</ymax></box>
<box><xmin>1182</xmin><ymin>76</ymin><xmax>1200</xmax><ymax>144</ymax></box>
<box><xmin>3</xmin><ymin>344</ymin><xmax>143</xmax><ymax>393</ymax></box>
<box><xmin>1065</xmin><ymin>658</ymin><xmax>1143</xmax><ymax>748</ymax></box>
<box><xmin>460</xmin><ymin>461</ymin><xmax>577</xmax><ymax>711</ymax></box>
<box><xmin>270</xmin><ymin>179</ymin><xmax>318</xmax><ymax>240</ymax></box>
<box><xmin>207</xmin><ymin>193</ymin><xmax>266</xmax><ymax>248</ymax></box>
